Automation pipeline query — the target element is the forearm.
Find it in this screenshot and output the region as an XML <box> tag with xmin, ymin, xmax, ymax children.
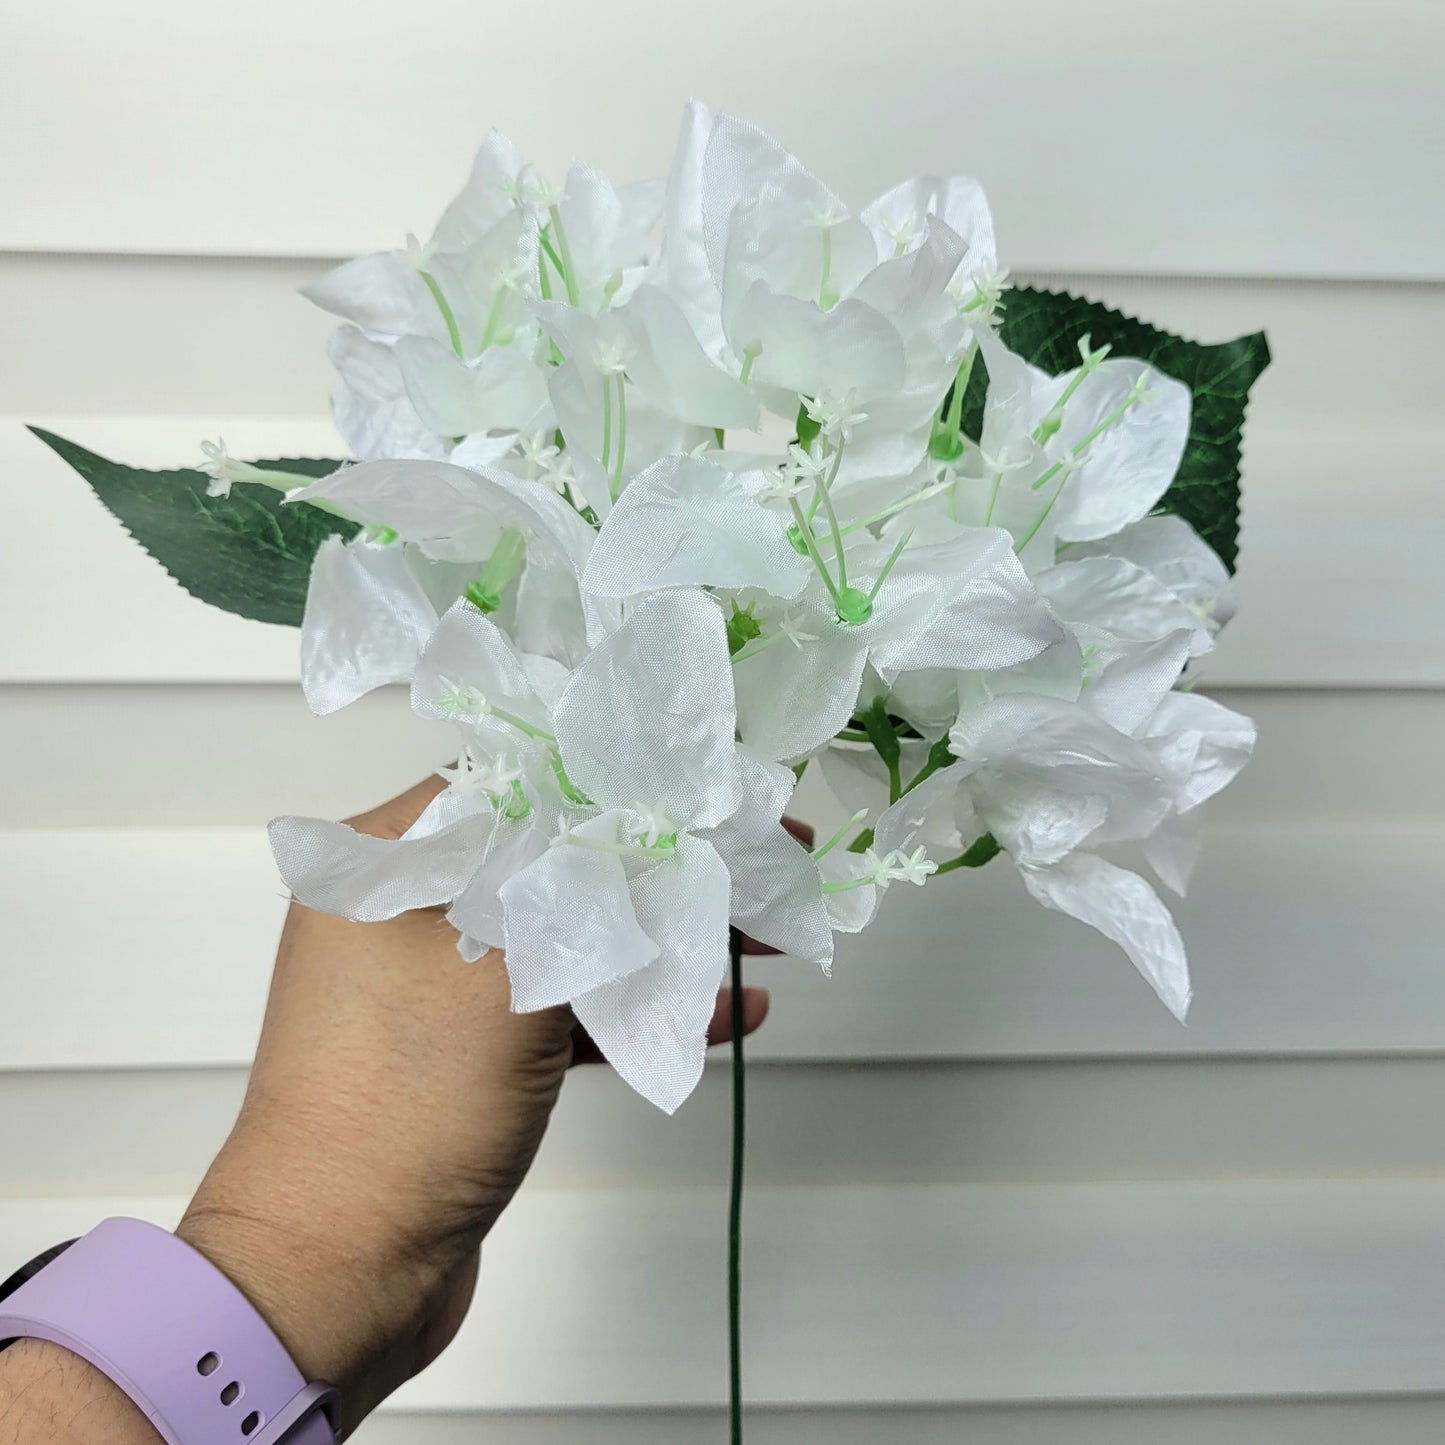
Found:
<box><xmin>0</xmin><ymin>1338</ymin><xmax>158</xmax><ymax>1445</ymax></box>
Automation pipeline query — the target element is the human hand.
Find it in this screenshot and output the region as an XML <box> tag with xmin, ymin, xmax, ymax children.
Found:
<box><xmin>175</xmin><ymin>774</ymin><xmax>775</xmax><ymax>1437</ymax></box>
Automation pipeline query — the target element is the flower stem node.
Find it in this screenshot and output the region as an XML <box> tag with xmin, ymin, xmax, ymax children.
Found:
<box><xmin>928</xmin><ymin>431</ymin><xmax>966</xmax><ymax>462</ymax></box>
<box><xmin>464</xmin><ymin>528</ymin><xmax>527</xmax><ymax>614</ymax></box>
<box><xmin>834</xmin><ymin>586</ymin><xmax>874</xmax><ymax>626</ymax></box>
<box><xmin>786</xmin><ymin>521</ymin><xmax>810</xmax><ymax>555</ymax></box>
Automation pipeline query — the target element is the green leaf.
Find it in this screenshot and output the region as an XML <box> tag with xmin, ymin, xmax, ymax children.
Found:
<box><xmin>995</xmin><ymin>287</ymin><xmax>1269</xmax><ymax>571</ymax></box>
<box><xmin>30</xmin><ymin>427</ymin><xmax>355</xmax><ymax>626</ymax></box>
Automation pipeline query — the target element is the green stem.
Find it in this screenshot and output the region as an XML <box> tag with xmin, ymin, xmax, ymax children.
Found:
<box><xmin>419</xmin><ymin>271</ymin><xmax>464</xmax><ymax>357</ymax></box>
<box><xmin>600</xmin><ymin>372</ymin><xmax>613</xmax><ymax>470</ymax></box>
<box><xmin>904</xmin><ymin>737</ymin><xmax>955</xmax><ymax>794</ymax></box>
<box><xmin>934</xmin><ymin>832</ymin><xmax>1002</xmax><ymax>873</ymax></box>
<box><xmin>612</xmin><ymin>374</ymin><xmax>628</xmax><ymax>496</ymax></box>
<box><xmin>860</xmin><ymin>699</ymin><xmax>903</xmax><ymax>804</ymax></box>
<box><xmin>811</xmin><ymin>468</ymin><xmax>849</xmax><ymax>590</ymax></box>
<box><xmin>547</xmin><ymin>204</ymin><xmax>581</xmax><ymax>307</ymax></box>
<box><xmin>727</xmin><ymin>929</ymin><xmax>746</xmax><ymax>1445</ymax></box>
<box><xmin>788</xmin><ymin>498</ymin><xmax>843</xmax><ymax>608</ymax></box>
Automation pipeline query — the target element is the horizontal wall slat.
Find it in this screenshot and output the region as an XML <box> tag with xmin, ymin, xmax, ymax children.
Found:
<box><xmin>7</xmin><ymin>1057</ymin><xmax>1445</xmax><ymax>1199</ymax></box>
<box><xmin>0</xmin><ymin>1398</ymin><xmax>1386</xmax><ymax>1445</ymax></box>
<box><xmin>352</xmin><ymin>1399</ymin><xmax>1445</xmax><ymax>1445</ymax></box>
<box><xmin>4</xmin><ymin>417</ymin><xmax>1441</xmax><ymax>685</ymax></box>
<box><xmin>8</xmin><ymin>1180</ymin><xmax>1445</xmax><ymax>1408</ymax></box>
<box><xmin>6</xmin><ymin>258</ymin><xmax>1436</xmax><ymax>431</ymax></box>
<box><xmin>2</xmin><ymin>2</ymin><xmax>1440</xmax><ymax>277</ymax></box>
<box><xmin>3</xmin><ymin>823</ymin><xmax>1442</xmax><ymax>1070</ymax></box>
<box><xmin>3</xmin><ymin>687</ymin><xmax>1437</xmax><ymax>830</ymax></box>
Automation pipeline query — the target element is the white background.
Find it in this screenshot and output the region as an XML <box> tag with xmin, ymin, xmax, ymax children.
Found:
<box><xmin>2</xmin><ymin>1</ymin><xmax>1444</xmax><ymax>1439</ymax></box>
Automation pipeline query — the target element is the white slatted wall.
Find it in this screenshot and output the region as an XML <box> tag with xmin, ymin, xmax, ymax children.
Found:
<box><xmin>2</xmin><ymin>1</ymin><xmax>1444</xmax><ymax>1439</ymax></box>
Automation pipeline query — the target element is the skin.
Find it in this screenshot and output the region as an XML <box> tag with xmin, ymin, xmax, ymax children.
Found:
<box><xmin>0</xmin><ymin>776</ymin><xmax>779</xmax><ymax>1443</ymax></box>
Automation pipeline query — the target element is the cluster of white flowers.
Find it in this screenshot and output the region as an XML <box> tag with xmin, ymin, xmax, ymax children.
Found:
<box><xmin>258</xmin><ymin>102</ymin><xmax>1255</xmax><ymax>1112</ymax></box>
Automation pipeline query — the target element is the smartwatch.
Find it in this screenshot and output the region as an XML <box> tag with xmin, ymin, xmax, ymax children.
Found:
<box><xmin>0</xmin><ymin>1217</ymin><xmax>338</xmax><ymax>1444</ymax></box>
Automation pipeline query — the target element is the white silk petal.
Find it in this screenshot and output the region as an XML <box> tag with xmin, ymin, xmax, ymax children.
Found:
<box><xmin>733</xmin><ymin>625</ymin><xmax>870</xmax><ymax>764</ymax></box>
<box><xmin>870</xmin><ymin>531</ymin><xmax>1062</xmax><ymax>678</ymax></box>
<box><xmin>429</xmin><ymin>130</ymin><xmax>529</xmax><ymax>252</ymax></box>
<box><xmin>268</xmin><ymin>809</ymin><xmax>490</xmax><ymax>922</ymax></box>
<box><xmin>553</xmin><ymin>590</ymin><xmax>742</xmax><ymax>828</ymax></box>
<box><xmin>446</xmin><ymin>817</ymin><xmax>551</xmax><ymax>952</ymax></box>
<box><xmin>571</xmin><ymin>836</ymin><xmax>732</xmax><ymax>1113</ymax></box>
<box><xmin>395</xmin><ymin>335</ymin><xmax>549</xmax><ymax>438</ymax></box>
<box><xmin>700</xmin><ymin>755</ymin><xmax>833</xmax><ymax>972</ymax></box>
<box><xmin>301</xmin><ymin>536</ymin><xmax>439</xmax><ymax>716</ymax></box>
<box><xmin>728</xmin><ymin>284</ymin><xmax>907</xmax><ymax>401</ymax></box>
<box><xmin>1018</xmin><ymin>854</ymin><xmax>1191</xmax><ymax>1021</ymax></box>
<box><xmin>1144</xmin><ymin>692</ymin><xmax>1257</xmax><ymax>813</ymax></box>
<box><xmin>873</xmin><ymin>761</ymin><xmax>981</xmax><ymax>861</ymax></box>
<box><xmin>410</xmin><ymin>599</ymin><xmax>554</xmax><ymax>730</ymax></box>
<box><xmin>583</xmin><ymin>455</ymin><xmax>809</xmax><ymax>600</ymax></box>
<box><xmin>861</xmin><ymin>175</ymin><xmax>996</xmax><ymax>270</ymax></box>
<box><xmin>301</xmin><ymin>252</ymin><xmax>442</xmax><ymax>341</ymax></box>
<box><xmin>1048</xmin><ymin>360</ymin><xmax>1191</xmax><ymax>542</ymax></box>
<box><xmin>619</xmin><ymin>284</ymin><xmax>758</xmax><ymax>429</ymax></box>
<box><xmin>499</xmin><ymin>821</ymin><xmax>661</xmax><ymax>1013</ymax></box>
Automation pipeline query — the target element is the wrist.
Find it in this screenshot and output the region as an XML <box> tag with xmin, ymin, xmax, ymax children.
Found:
<box><xmin>175</xmin><ymin>1126</ymin><xmax>456</xmax><ymax>1434</ymax></box>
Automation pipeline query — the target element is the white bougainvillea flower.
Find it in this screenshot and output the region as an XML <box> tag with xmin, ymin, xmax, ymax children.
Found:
<box><xmin>731</xmin><ymin>528</ymin><xmax>1062</xmax><ymax>761</ymax></box>
<box><xmin>947</xmin><ymin>691</ymin><xmax>1191</xmax><ymax>1015</ymax></box>
<box><xmin>270</xmin><ymin>599</ymin><xmax>567</xmax><ymax>940</ymax></box>
<box><xmin>582</xmin><ymin>453</ymin><xmax>811</xmax><ymax>601</ymax></box>
<box><xmin>496</xmin><ymin>587</ymin><xmax>828</xmax><ymax>1110</ymax></box>
<box><xmin>939</xmin><ymin>329</ymin><xmax>1191</xmax><ymax>566</ymax></box>
<box><xmin>292</xmin><ymin>456</ymin><xmax>598</xmax><ymax>603</ymax></box>
<box><xmin>1068</xmin><ymin>513</ymin><xmax>1237</xmax><ymax>636</ymax></box>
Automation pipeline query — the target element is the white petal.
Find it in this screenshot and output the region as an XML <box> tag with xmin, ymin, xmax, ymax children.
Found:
<box><xmin>445</xmin><ymin>817</ymin><xmax>551</xmax><ymax>950</ymax></box>
<box><xmin>1039</xmin><ymin>556</ymin><xmax>1212</xmax><ymax>656</ymax></box>
<box><xmin>870</xmin><ymin>530</ymin><xmax>1062</xmax><ymax>677</ymax></box>
<box><xmin>302</xmin><ymin>252</ymin><xmax>441</xmax><ymax>341</ymax></box>
<box><xmin>583</xmin><ymin>455</ymin><xmax>809</xmax><ymax>600</ymax></box>
<box><xmin>553</xmin><ymin>589</ymin><xmax>742</xmax><ymax>827</ymax></box>
<box><xmin>1048</xmin><ymin>360</ymin><xmax>1191</xmax><ymax>542</ymax></box>
<box><xmin>700</xmin><ymin>754</ymin><xmax>833</xmax><ymax>971</ymax></box>
<box><xmin>572</xmin><ymin>836</ymin><xmax>733</xmax><ymax>1113</ymax></box>
<box><xmin>861</xmin><ymin>175</ymin><xmax>996</xmax><ymax>271</ymax></box>
<box><xmin>268</xmin><ymin>809</ymin><xmax>489</xmax><ymax>922</ymax></box>
<box><xmin>1083</xmin><ymin>631</ymin><xmax>1193</xmax><ymax>735</ymax></box>
<box><xmin>728</xmin><ymin>284</ymin><xmax>907</xmax><ymax>400</ymax></box>
<box><xmin>429</xmin><ymin>130</ymin><xmax>529</xmax><ymax>252</ymax></box>
<box><xmin>1018</xmin><ymin>854</ymin><xmax>1191</xmax><ymax>1020</ymax></box>
<box><xmin>733</xmin><ymin>622</ymin><xmax>869</xmax><ymax>763</ymax></box>
<box><xmin>500</xmin><ymin>819</ymin><xmax>661</xmax><ymax>1012</ymax></box>
<box><xmin>1073</xmin><ymin>514</ymin><xmax>1236</xmax><ymax>631</ymax></box>
<box><xmin>395</xmin><ymin>335</ymin><xmax>548</xmax><ymax>438</ymax></box>
<box><xmin>873</xmin><ymin>760</ymin><xmax>981</xmax><ymax>859</ymax></box>
<box><xmin>619</xmin><ymin>284</ymin><xmax>758</xmax><ymax>429</ymax></box>
<box><xmin>1140</xmin><ymin>806</ymin><xmax>1205</xmax><ymax>897</ymax></box>
<box><xmin>970</xmin><ymin>769</ymin><xmax>1108</xmax><ymax>867</ymax></box>
<box><xmin>301</xmin><ymin>535</ymin><xmax>439</xmax><ymax>716</ymax></box>
<box><xmin>410</xmin><ymin>599</ymin><xmax>554</xmax><ymax>730</ymax></box>
<box><xmin>1143</xmin><ymin>691</ymin><xmax>1257</xmax><ymax>812</ymax></box>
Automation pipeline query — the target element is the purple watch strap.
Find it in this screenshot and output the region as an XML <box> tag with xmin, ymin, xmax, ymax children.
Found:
<box><xmin>0</xmin><ymin>1217</ymin><xmax>338</xmax><ymax>1445</ymax></box>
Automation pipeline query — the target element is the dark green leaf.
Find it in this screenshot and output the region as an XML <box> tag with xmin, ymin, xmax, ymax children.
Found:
<box><xmin>30</xmin><ymin>427</ymin><xmax>354</xmax><ymax>626</ymax></box>
<box><xmin>992</xmin><ymin>286</ymin><xmax>1270</xmax><ymax>570</ymax></box>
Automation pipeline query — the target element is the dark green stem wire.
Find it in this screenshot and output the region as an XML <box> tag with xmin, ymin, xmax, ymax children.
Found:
<box><xmin>728</xmin><ymin>930</ymin><xmax>746</xmax><ymax>1444</ymax></box>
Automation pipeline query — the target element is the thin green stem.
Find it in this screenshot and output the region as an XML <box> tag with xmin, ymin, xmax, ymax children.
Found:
<box><xmin>547</xmin><ymin>205</ymin><xmax>581</xmax><ymax>307</ymax></box>
<box><xmin>811</xmin><ymin>808</ymin><xmax>868</xmax><ymax>862</ymax></box>
<box><xmin>739</xmin><ymin>345</ymin><xmax>759</xmax><ymax>385</ymax></box>
<box><xmin>490</xmin><ymin>706</ymin><xmax>555</xmax><ymax>742</ymax></box>
<box><xmin>727</xmin><ymin>930</ymin><xmax>746</xmax><ymax>1445</ymax></box>
<box><xmin>600</xmin><ymin>373</ymin><xmax>613</xmax><ymax>470</ymax></box>
<box><xmin>612</xmin><ymin>374</ymin><xmax>628</xmax><ymax>495</ymax></box>
<box><xmin>419</xmin><ymin>271</ymin><xmax>464</xmax><ymax>357</ymax></box>
<box><xmin>945</xmin><ymin>342</ymin><xmax>977</xmax><ymax>441</ymax></box>
<box><xmin>811</xmin><ymin>469</ymin><xmax>849</xmax><ymax>590</ymax></box>
<box><xmin>788</xmin><ymin>498</ymin><xmax>843</xmax><ymax>608</ymax></box>
<box><xmin>867</xmin><ymin>528</ymin><xmax>913</xmax><ymax>603</ymax></box>
<box><xmin>934</xmin><ymin>832</ymin><xmax>1002</xmax><ymax>873</ymax></box>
